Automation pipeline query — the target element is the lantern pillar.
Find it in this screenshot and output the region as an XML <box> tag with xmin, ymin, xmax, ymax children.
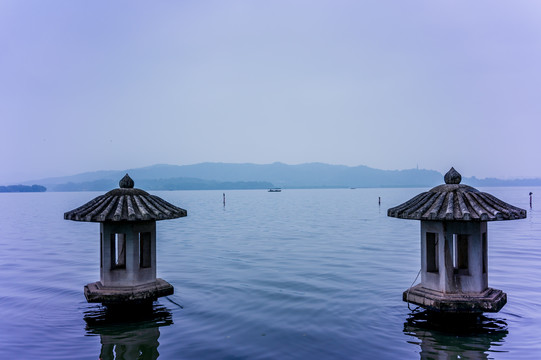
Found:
<box><xmin>100</xmin><ymin>221</ymin><xmax>157</xmax><ymax>287</ymax></box>
<box><xmin>420</xmin><ymin>221</ymin><xmax>488</xmax><ymax>295</ymax></box>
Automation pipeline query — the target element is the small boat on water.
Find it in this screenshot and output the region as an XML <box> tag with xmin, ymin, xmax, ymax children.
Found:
<box><xmin>268</xmin><ymin>188</ymin><xmax>282</xmax><ymax>192</ymax></box>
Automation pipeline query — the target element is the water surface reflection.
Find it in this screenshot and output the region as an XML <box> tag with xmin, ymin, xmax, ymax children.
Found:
<box><xmin>404</xmin><ymin>311</ymin><xmax>508</xmax><ymax>359</ymax></box>
<box><xmin>84</xmin><ymin>304</ymin><xmax>173</xmax><ymax>360</ymax></box>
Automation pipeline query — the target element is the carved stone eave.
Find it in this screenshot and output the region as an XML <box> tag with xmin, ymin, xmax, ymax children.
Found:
<box><xmin>64</xmin><ymin>174</ymin><xmax>187</xmax><ymax>222</ymax></box>
<box><xmin>387</xmin><ymin>168</ymin><xmax>526</xmax><ymax>221</ymax></box>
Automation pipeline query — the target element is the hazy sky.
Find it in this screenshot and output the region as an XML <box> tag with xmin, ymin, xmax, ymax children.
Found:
<box><xmin>2</xmin><ymin>1</ymin><xmax>541</xmax><ymax>183</ymax></box>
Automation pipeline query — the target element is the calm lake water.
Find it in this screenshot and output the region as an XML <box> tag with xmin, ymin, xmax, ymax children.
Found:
<box><xmin>1</xmin><ymin>187</ymin><xmax>540</xmax><ymax>359</ymax></box>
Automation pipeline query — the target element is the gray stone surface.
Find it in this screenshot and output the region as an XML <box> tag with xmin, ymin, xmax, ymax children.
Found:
<box><xmin>65</xmin><ymin>175</ymin><xmax>184</xmax><ymax>306</ymax></box>
<box><xmin>99</xmin><ymin>222</ymin><xmax>157</xmax><ymax>287</ymax></box>
<box><xmin>419</xmin><ymin>221</ymin><xmax>488</xmax><ymax>294</ymax></box>
<box><xmin>84</xmin><ymin>278</ymin><xmax>174</xmax><ymax>304</ymax></box>
<box><xmin>388</xmin><ymin>168</ymin><xmax>526</xmax><ymax>221</ymax></box>
<box><xmin>404</xmin><ymin>284</ymin><xmax>506</xmax><ymax>313</ymax></box>
<box><xmin>388</xmin><ymin>167</ymin><xmax>525</xmax><ymax>315</ymax></box>
<box><xmin>64</xmin><ymin>174</ymin><xmax>187</xmax><ymax>222</ymax></box>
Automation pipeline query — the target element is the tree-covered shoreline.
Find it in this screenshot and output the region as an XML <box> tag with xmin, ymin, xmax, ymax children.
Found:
<box><xmin>0</xmin><ymin>184</ymin><xmax>46</xmax><ymax>193</ymax></box>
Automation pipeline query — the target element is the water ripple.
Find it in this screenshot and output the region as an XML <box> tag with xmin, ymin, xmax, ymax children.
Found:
<box><xmin>1</xmin><ymin>188</ymin><xmax>541</xmax><ymax>359</ymax></box>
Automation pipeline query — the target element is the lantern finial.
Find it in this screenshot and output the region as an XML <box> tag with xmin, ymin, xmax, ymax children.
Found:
<box><xmin>119</xmin><ymin>174</ymin><xmax>134</xmax><ymax>188</ymax></box>
<box><xmin>444</xmin><ymin>167</ymin><xmax>461</xmax><ymax>185</ymax></box>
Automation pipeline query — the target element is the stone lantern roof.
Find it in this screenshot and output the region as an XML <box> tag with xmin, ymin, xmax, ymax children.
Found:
<box><xmin>64</xmin><ymin>174</ymin><xmax>187</xmax><ymax>222</ymax></box>
<box><xmin>387</xmin><ymin>168</ymin><xmax>526</xmax><ymax>221</ymax></box>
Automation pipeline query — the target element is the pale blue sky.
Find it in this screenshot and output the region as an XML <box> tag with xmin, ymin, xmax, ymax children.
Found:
<box><xmin>2</xmin><ymin>0</ymin><xmax>541</xmax><ymax>183</ymax></box>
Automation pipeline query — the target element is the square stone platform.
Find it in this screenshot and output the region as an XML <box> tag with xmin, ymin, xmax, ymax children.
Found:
<box><xmin>404</xmin><ymin>284</ymin><xmax>507</xmax><ymax>313</ymax></box>
<box><xmin>84</xmin><ymin>278</ymin><xmax>174</xmax><ymax>305</ymax></box>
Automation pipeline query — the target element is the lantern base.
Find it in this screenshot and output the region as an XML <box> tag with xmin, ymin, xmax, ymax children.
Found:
<box><xmin>84</xmin><ymin>278</ymin><xmax>174</xmax><ymax>305</ymax></box>
<box><xmin>403</xmin><ymin>284</ymin><xmax>506</xmax><ymax>314</ymax></box>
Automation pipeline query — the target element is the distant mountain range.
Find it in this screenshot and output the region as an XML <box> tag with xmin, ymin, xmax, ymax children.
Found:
<box><xmin>0</xmin><ymin>184</ymin><xmax>47</xmax><ymax>193</ymax></box>
<box><xmin>21</xmin><ymin>162</ymin><xmax>541</xmax><ymax>192</ymax></box>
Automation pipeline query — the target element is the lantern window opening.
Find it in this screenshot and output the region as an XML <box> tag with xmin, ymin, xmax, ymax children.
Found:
<box><xmin>426</xmin><ymin>232</ymin><xmax>439</xmax><ymax>273</ymax></box>
<box><xmin>111</xmin><ymin>233</ymin><xmax>126</xmax><ymax>269</ymax></box>
<box><xmin>100</xmin><ymin>233</ymin><xmax>103</xmax><ymax>269</ymax></box>
<box><xmin>139</xmin><ymin>232</ymin><xmax>151</xmax><ymax>269</ymax></box>
<box><xmin>482</xmin><ymin>232</ymin><xmax>488</xmax><ymax>274</ymax></box>
<box><xmin>452</xmin><ymin>234</ymin><xmax>469</xmax><ymax>274</ymax></box>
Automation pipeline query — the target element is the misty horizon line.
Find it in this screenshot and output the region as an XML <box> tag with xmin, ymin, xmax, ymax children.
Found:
<box><xmin>12</xmin><ymin>161</ymin><xmax>541</xmax><ymax>186</ymax></box>
<box><xmin>19</xmin><ymin>161</ymin><xmax>439</xmax><ymax>184</ymax></box>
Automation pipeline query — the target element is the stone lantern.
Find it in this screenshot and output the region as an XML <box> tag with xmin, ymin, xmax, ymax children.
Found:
<box><xmin>387</xmin><ymin>168</ymin><xmax>526</xmax><ymax>314</ymax></box>
<box><xmin>64</xmin><ymin>174</ymin><xmax>187</xmax><ymax>306</ymax></box>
